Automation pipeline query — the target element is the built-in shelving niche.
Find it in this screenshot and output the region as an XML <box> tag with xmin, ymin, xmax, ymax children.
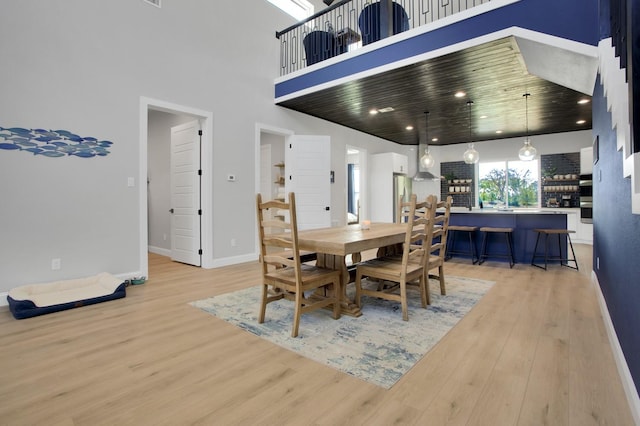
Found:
<box><xmin>540</xmin><ymin>152</ymin><xmax>581</xmax><ymax>208</ymax></box>
<box><xmin>440</xmin><ymin>161</ymin><xmax>475</xmax><ymax>208</ymax></box>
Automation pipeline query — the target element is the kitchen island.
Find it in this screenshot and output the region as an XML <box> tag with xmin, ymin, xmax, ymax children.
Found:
<box><xmin>448</xmin><ymin>208</ymin><xmax>571</xmax><ymax>264</ymax></box>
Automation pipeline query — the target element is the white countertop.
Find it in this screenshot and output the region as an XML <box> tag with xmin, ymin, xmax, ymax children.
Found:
<box><xmin>449</xmin><ymin>207</ymin><xmax>580</xmax><ymax>215</ymax></box>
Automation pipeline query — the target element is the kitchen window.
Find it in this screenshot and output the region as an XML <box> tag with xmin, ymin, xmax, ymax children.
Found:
<box><xmin>479</xmin><ymin>160</ymin><xmax>539</xmax><ymax>208</ymax></box>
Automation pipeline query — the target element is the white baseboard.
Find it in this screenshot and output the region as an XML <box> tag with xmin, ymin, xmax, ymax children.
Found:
<box><xmin>210</xmin><ymin>252</ymin><xmax>258</xmax><ymax>268</ymax></box>
<box><xmin>0</xmin><ymin>292</ymin><xmax>7</xmax><ymax>307</ymax></box>
<box><xmin>148</xmin><ymin>245</ymin><xmax>171</xmax><ymax>257</ymax></box>
<box><xmin>592</xmin><ymin>271</ymin><xmax>640</xmax><ymax>424</ymax></box>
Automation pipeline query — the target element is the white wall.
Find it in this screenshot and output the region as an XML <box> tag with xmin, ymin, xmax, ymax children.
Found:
<box><xmin>0</xmin><ymin>1</ymin><xmax>592</xmax><ymax>292</ymax></box>
<box><xmin>0</xmin><ymin>0</ymin><xmax>399</xmax><ymax>291</ymax></box>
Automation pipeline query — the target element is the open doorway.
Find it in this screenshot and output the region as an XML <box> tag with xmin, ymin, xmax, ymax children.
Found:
<box><xmin>346</xmin><ymin>145</ymin><xmax>367</xmax><ymax>225</ymax></box>
<box><xmin>139</xmin><ymin>97</ymin><xmax>214</xmax><ymax>277</ymax></box>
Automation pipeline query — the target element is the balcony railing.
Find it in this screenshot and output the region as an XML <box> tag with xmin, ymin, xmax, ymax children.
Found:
<box><xmin>276</xmin><ymin>0</ymin><xmax>492</xmax><ymax>76</ymax></box>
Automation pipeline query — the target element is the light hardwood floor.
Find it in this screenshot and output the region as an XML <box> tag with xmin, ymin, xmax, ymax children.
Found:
<box><xmin>0</xmin><ymin>245</ymin><xmax>634</xmax><ymax>425</ymax></box>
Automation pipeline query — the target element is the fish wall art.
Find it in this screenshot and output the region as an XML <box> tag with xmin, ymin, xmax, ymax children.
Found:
<box><xmin>0</xmin><ymin>127</ymin><xmax>113</xmax><ymax>158</ymax></box>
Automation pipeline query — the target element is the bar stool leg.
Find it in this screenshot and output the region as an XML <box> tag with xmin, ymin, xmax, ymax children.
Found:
<box><xmin>445</xmin><ymin>231</ymin><xmax>456</xmax><ymax>261</ymax></box>
<box><xmin>544</xmin><ymin>232</ymin><xmax>549</xmax><ymax>270</ymax></box>
<box><xmin>566</xmin><ymin>233</ymin><xmax>579</xmax><ymax>270</ymax></box>
<box><xmin>557</xmin><ymin>233</ymin><xmax>563</xmax><ymax>267</ymax></box>
<box><xmin>479</xmin><ymin>231</ymin><xmax>488</xmax><ymax>265</ymax></box>
<box><xmin>469</xmin><ymin>231</ymin><xmax>478</xmax><ymax>264</ymax></box>
<box><xmin>531</xmin><ymin>232</ymin><xmax>541</xmax><ymax>267</ymax></box>
<box><xmin>505</xmin><ymin>231</ymin><xmax>514</xmax><ymax>268</ymax></box>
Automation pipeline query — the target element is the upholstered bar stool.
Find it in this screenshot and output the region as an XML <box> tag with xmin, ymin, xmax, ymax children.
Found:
<box><xmin>530</xmin><ymin>228</ymin><xmax>579</xmax><ymax>270</ymax></box>
<box><xmin>445</xmin><ymin>225</ymin><xmax>479</xmax><ymax>264</ymax></box>
<box><xmin>478</xmin><ymin>227</ymin><xmax>515</xmax><ymax>268</ymax></box>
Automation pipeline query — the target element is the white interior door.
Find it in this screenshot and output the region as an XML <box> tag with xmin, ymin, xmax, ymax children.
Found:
<box><xmin>285</xmin><ymin>135</ymin><xmax>331</xmax><ymax>230</ymax></box>
<box><xmin>170</xmin><ymin>120</ymin><xmax>201</xmax><ymax>266</ymax></box>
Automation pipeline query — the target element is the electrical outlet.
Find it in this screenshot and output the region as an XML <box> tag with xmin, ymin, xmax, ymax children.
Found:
<box><xmin>231</xmin><ymin>238</ymin><xmax>236</xmax><ymax>247</ymax></box>
<box><xmin>163</xmin><ymin>233</ymin><xmax>167</xmax><ymax>241</ymax></box>
<box><xmin>51</xmin><ymin>258</ymin><xmax>61</xmax><ymax>270</ymax></box>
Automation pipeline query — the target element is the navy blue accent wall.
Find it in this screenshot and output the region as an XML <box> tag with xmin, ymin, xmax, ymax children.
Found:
<box><xmin>276</xmin><ymin>0</ymin><xmax>598</xmax><ymax>98</ymax></box>
<box><xmin>592</xmin><ymin>76</ymin><xmax>640</xmax><ymax>395</ymax></box>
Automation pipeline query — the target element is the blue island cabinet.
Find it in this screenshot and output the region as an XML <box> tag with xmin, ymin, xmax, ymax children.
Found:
<box><xmin>449</xmin><ymin>211</ymin><xmax>568</xmax><ymax>265</ymax></box>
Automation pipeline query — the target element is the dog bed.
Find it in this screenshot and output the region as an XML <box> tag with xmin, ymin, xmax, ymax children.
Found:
<box><xmin>7</xmin><ymin>272</ymin><xmax>126</xmax><ymax>319</ymax></box>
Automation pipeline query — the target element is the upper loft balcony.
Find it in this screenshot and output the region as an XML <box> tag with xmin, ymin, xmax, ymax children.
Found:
<box><xmin>274</xmin><ymin>0</ymin><xmax>601</xmax><ymax>147</ymax></box>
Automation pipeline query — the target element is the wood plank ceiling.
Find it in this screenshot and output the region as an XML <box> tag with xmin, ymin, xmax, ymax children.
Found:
<box><xmin>276</xmin><ymin>37</ymin><xmax>593</xmax><ymax>147</ymax></box>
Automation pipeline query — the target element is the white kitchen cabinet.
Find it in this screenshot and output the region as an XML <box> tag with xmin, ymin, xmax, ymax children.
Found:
<box><xmin>577</xmin><ymin>220</ymin><xmax>593</xmax><ymax>244</ymax></box>
<box><xmin>580</xmin><ymin>147</ymin><xmax>593</xmax><ymax>174</ymax></box>
<box><xmin>391</xmin><ymin>152</ymin><xmax>408</xmax><ymax>174</ymax></box>
<box><xmin>566</xmin><ymin>210</ymin><xmax>578</xmax><ymax>233</ymax></box>
<box><xmin>370</xmin><ymin>152</ymin><xmax>409</xmax><ymax>223</ymax></box>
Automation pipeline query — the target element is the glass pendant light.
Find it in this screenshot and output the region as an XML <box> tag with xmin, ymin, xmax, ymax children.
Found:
<box><xmin>463</xmin><ymin>143</ymin><xmax>479</xmax><ymax>164</ymax></box>
<box><xmin>420</xmin><ymin>111</ymin><xmax>435</xmax><ymax>168</ymax></box>
<box><xmin>463</xmin><ymin>100</ymin><xmax>479</xmax><ymax>164</ymax></box>
<box><xmin>518</xmin><ymin>93</ymin><xmax>537</xmax><ymax>161</ymax></box>
<box><xmin>420</xmin><ymin>147</ymin><xmax>435</xmax><ymax>168</ymax></box>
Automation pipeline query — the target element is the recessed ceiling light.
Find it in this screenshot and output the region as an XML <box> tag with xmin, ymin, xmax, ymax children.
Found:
<box><xmin>577</xmin><ymin>99</ymin><xmax>590</xmax><ymax>104</ymax></box>
<box><xmin>377</xmin><ymin>107</ymin><xmax>395</xmax><ymax>113</ymax></box>
<box><xmin>576</xmin><ymin>120</ymin><xmax>586</xmax><ymax>124</ymax></box>
<box><xmin>406</xmin><ymin>125</ymin><xmax>414</xmax><ymax>130</ymax></box>
<box><xmin>369</xmin><ymin>109</ymin><xmax>379</xmax><ymax>115</ymax></box>
<box><xmin>431</xmin><ymin>137</ymin><xmax>438</xmax><ymax>142</ymax></box>
<box><xmin>495</xmin><ymin>130</ymin><xmax>503</xmax><ymax>134</ymax></box>
<box><xmin>454</xmin><ymin>91</ymin><xmax>466</xmax><ymax>98</ymax></box>
<box><xmin>480</xmin><ymin>115</ymin><xmax>488</xmax><ymax>119</ymax></box>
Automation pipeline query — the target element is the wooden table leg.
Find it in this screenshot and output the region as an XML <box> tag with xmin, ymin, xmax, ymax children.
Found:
<box><xmin>316</xmin><ymin>253</ymin><xmax>362</xmax><ymax>317</ymax></box>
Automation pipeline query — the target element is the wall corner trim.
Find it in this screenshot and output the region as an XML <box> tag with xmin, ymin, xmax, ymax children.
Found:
<box><xmin>592</xmin><ymin>271</ymin><xmax>640</xmax><ymax>424</ymax></box>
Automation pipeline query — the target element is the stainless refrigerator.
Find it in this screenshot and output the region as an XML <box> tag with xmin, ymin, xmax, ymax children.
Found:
<box><xmin>393</xmin><ymin>174</ymin><xmax>413</xmax><ymax>223</ymax></box>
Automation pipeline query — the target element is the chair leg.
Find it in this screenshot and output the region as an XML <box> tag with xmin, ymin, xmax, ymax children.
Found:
<box><xmin>419</xmin><ymin>274</ymin><xmax>428</xmax><ymax>309</ymax></box>
<box><xmin>400</xmin><ymin>280</ymin><xmax>408</xmax><ymax>321</ymax></box>
<box><xmin>424</xmin><ymin>270</ymin><xmax>431</xmax><ymax>306</ymax></box>
<box><xmin>258</xmin><ymin>284</ymin><xmax>268</xmax><ymax>323</ymax></box>
<box><xmin>439</xmin><ymin>265</ymin><xmax>446</xmax><ymax>295</ymax></box>
<box><xmin>292</xmin><ymin>291</ymin><xmax>302</xmax><ymax>338</ymax></box>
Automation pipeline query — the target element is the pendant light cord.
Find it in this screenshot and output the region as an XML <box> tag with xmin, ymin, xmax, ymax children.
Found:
<box><xmin>524</xmin><ymin>92</ymin><xmax>530</xmax><ymax>140</ymax></box>
<box><xmin>424</xmin><ymin>111</ymin><xmax>429</xmax><ymax>150</ymax></box>
<box><xmin>467</xmin><ymin>100</ymin><xmax>473</xmax><ymax>144</ymax></box>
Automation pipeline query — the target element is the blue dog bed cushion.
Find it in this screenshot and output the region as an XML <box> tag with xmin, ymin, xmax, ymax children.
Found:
<box><xmin>7</xmin><ymin>272</ymin><xmax>126</xmax><ymax>319</ymax></box>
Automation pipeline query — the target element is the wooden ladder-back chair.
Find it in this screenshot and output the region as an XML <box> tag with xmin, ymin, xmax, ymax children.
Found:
<box><xmin>355</xmin><ymin>194</ymin><xmax>437</xmax><ymax>321</ymax></box>
<box><xmin>428</xmin><ymin>196</ymin><xmax>452</xmax><ymax>295</ymax></box>
<box><xmin>375</xmin><ymin>195</ymin><xmax>413</xmax><ymax>259</ymax></box>
<box><xmin>256</xmin><ymin>193</ymin><xmax>341</xmax><ymax>337</ymax></box>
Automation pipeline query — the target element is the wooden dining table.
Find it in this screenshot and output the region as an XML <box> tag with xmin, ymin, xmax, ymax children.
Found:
<box><xmin>297</xmin><ymin>222</ymin><xmax>407</xmax><ymax>317</ymax></box>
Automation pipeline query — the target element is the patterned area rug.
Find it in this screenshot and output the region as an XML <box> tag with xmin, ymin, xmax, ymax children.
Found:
<box><xmin>190</xmin><ymin>276</ymin><xmax>494</xmax><ymax>389</ymax></box>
